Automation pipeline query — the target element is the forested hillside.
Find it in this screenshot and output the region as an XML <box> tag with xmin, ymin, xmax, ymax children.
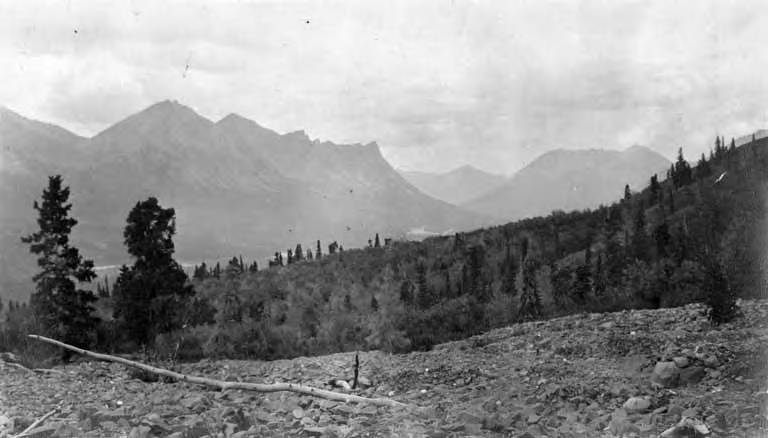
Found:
<box><xmin>144</xmin><ymin>137</ymin><xmax>768</xmax><ymax>359</ymax></box>
<box><xmin>2</xmin><ymin>135</ymin><xmax>766</xmax><ymax>365</ymax></box>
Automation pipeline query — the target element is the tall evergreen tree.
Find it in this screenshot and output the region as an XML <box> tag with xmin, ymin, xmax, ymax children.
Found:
<box><xmin>112</xmin><ymin>197</ymin><xmax>195</xmax><ymax>347</ymax></box>
<box><xmin>193</xmin><ymin>262</ymin><xmax>208</xmax><ymax>280</ymax></box>
<box><xmin>415</xmin><ymin>262</ymin><xmax>438</xmax><ymax>309</ymax></box>
<box><xmin>593</xmin><ymin>254</ymin><xmax>606</xmax><ymax>296</ymax></box>
<box><xmin>374</xmin><ymin>233</ymin><xmax>381</xmax><ymax>248</ymax></box>
<box><xmin>21</xmin><ymin>175</ymin><xmax>99</xmax><ymax>351</ymax></box>
<box><xmin>574</xmin><ymin>244</ymin><xmax>592</xmax><ymax>302</ymax></box>
<box><xmin>294</xmin><ymin>244</ymin><xmax>303</xmax><ymax>262</ymax></box>
<box><xmin>517</xmin><ymin>254</ymin><xmax>541</xmax><ymax>321</ymax></box>
<box><xmin>650</xmin><ymin>174</ymin><xmax>661</xmax><ymax>203</ymax></box>
<box><xmin>467</xmin><ymin>245</ymin><xmax>488</xmax><ymax>301</ymax></box>
<box><xmin>697</xmin><ymin>153</ymin><xmax>712</xmax><ymax>179</ymax></box>
<box><xmin>672</xmin><ymin>147</ymin><xmax>693</xmax><ymax>188</ymax></box>
<box><xmin>316</xmin><ymin>240</ymin><xmax>322</xmax><ymax>259</ymax></box>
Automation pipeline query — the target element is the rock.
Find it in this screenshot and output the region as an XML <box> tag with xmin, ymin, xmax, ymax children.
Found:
<box><xmin>673</xmin><ymin>357</ymin><xmax>690</xmax><ymax>368</ymax></box>
<box><xmin>457</xmin><ymin>411</ymin><xmax>483</xmax><ymax>425</ymax></box>
<box><xmin>660</xmin><ymin>417</ymin><xmax>710</xmax><ymax>437</ymax></box>
<box><xmin>0</xmin><ymin>415</ymin><xmax>13</xmax><ymax>434</ymax></box>
<box><xmin>702</xmin><ymin>355</ymin><xmax>720</xmax><ymax>368</ymax></box>
<box><xmin>651</xmin><ymin>361</ymin><xmax>680</xmax><ymax>387</ymax></box>
<box><xmin>303</xmin><ymin>426</ymin><xmax>327</xmax><ymax>437</ymax></box>
<box><xmin>292</xmin><ymin>408</ymin><xmax>305</xmax><ymax>419</ymax></box>
<box><xmin>679</xmin><ymin>366</ymin><xmax>706</xmax><ymax>385</ymax></box>
<box><xmin>127</xmin><ymin>425</ymin><xmax>151</xmax><ymax>438</ymax></box>
<box><xmin>622</xmin><ymin>396</ymin><xmax>651</xmax><ymax>412</ymax></box>
<box><xmin>681</xmin><ymin>407</ymin><xmax>700</xmax><ymax>419</ymax></box>
<box><xmin>609</xmin><ymin>409</ymin><xmax>639</xmax><ymax>435</ymax></box>
<box><xmin>356</xmin><ymin>376</ymin><xmax>373</xmax><ymax>388</ymax></box>
<box><xmin>93</xmin><ymin>408</ymin><xmax>127</xmax><ymax>423</ymax></box>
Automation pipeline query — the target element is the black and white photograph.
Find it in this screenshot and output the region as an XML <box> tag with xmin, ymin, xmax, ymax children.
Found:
<box><xmin>1</xmin><ymin>1</ymin><xmax>767</xmax><ymax>437</ymax></box>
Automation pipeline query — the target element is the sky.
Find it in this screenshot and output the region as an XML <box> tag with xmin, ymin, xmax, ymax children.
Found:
<box><xmin>1</xmin><ymin>0</ymin><xmax>767</xmax><ymax>175</ymax></box>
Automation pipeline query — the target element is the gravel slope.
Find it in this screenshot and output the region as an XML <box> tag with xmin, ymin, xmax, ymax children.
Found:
<box><xmin>2</xmin><ymin>300</ymin><xmax>767</xmax><ymax>438</ymax></box>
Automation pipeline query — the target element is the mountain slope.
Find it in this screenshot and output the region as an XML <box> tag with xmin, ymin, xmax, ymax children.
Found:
<box><xmin>462</xmin><ymin>146</ymin><xmax>671</xmax><ymax>220</ymax></box>
<box><xmin>0</xmin><ymin>101</ymin><xmax>488</xmax><ymax>302</ymax></box>
<box><xmin>399</xmin><ymin>165</ymin><xmax>506</xmax><ymax>205</ymax></box>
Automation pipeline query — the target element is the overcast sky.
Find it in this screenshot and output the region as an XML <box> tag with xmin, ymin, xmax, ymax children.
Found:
<box><xmin>1</xmin><ymin>0</ymin><xmax>767</xmax><ymax>174</ymax></box>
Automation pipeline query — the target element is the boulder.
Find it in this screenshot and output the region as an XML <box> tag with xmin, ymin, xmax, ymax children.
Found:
<box><xmin>651</xmin><ymin>361</ymin><xmax>680</xmax><ymax>387</ymax></box>
<box><xmin>622</xmin><ymin>396</ymin><xmax>651</xmax><ymax>412</ymax></box>
<box><xmin>679</xmin><ymin>366</ymin><xmax>706</xmax><ymax>385</ymax></box>
<box><xmin>672</xmin><ymin>357</ymin><xmax>689</xmax><ymax>368</ymax></box>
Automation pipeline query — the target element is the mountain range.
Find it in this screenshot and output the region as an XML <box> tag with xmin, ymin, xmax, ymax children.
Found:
<box><xmin>0</xmin><ymin>101</ymin><xmax>487</xmax><ymax>302</ymax></box>
<box><xmin>461</xmin><ymin>146</ymin><xmax>671</xmax><ymax>220</ymax></box>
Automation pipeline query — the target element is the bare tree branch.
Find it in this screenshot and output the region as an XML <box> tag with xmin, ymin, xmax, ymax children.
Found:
<box><xmin>10</xmin><ymin>407</ymin><xmax>58</xmax><ymax>438</ymax></box>
<box><xmin>28</xmin><ymin>334</ymin><xmax>429</xmax><ymax>414</ymax></box>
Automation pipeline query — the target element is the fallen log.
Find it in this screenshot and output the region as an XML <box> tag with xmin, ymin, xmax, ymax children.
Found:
<box><xmin>28</xmin><ymin>334</ymin><xmax>429</xmax><ymax>414</ymax></box>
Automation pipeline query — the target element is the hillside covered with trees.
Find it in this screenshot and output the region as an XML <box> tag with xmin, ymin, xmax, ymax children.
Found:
<box><xmin>1</xmin><ymin>135</ymin><xmax>766</xmax><ymax>366</ymax></box>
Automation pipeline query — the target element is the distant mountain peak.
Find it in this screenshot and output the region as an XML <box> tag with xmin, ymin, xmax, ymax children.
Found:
<box><xmin>216</xmin><ymin>112</ymin><xmax>273</xmax><ymax>133</ymax></box>
<box><xmin>139</xmin><ymin>100</ymin><xmax>210</xmax><ymax>122</ymax></box>
<box><xmin>218</xmin><ymin>112</ymin><xmax>249</xmax><ymax>124</ymax></box>
<box><xmin>448</xmin><ymin>164</ymin><xmax>496</xmax><ymax>176</ymax></box>
<box><xmin>94</xmin><ymin>100</ymin><xmax>214</xmax><ymax>140</ymax></box>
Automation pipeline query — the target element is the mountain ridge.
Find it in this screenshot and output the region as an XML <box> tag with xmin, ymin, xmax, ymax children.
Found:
<box><xmin>399</xmin><ymin>165</ymin><xmax>507</xmax><ymax>205</ymax></box>
<box><xmin>462</xmin><ymin>145</ymin><xmax>671</xmax><ymax>220</ymax></box>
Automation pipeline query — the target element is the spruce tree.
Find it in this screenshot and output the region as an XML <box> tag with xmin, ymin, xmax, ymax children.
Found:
<box><xmin>112</xmin><ymin>197</ymin><xmax>195</xmax><ymax>347</ymax></box>
<box><xmin>415</xmin><ymin>262</ymin><xmax>433</xmax><ymax>309</ymax></box>
<box><xmin>374</xmin><ymin>233</ymin><xmax>381</xmax><ymax>248</ymax></box>
<box><xmin>517</xmin><ymin>254</ymin><xmax>541</xmax><ymax>321</ymax></box>
<box><xmin>672</xmin><ymin>147</ymin><xmax>693</xmax><ymax>187</ymax></box>
<box><xmin>650</xmin><ymin>174</ymin><xmax>661</xmax><ymax>203</ymax></box>
<box><xmin>697</xmin><ymin>153</ymin><xmax>712</xmax><ymax>179</ymax></box>
<box><xmin>316</xmin><ymin>240</ymin><xmax>322</xmax><ymax>259</ymax></box>
<box><xmin>21</xmin><ymin>175</ymin><xmax>98</xmax><ymax>351</ymax></box>
<box><xmin>574</xmin><ymin>244</ymin><xmax>592</xmax><ymax>302</ymax></box>
<box><xmin>295</xmin><ymin>244</ymin><xmax>303</xmax><ymax>261</ymax></box>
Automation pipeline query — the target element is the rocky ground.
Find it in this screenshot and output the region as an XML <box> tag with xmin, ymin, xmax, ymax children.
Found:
<box><xmin>1</xmin><ymin>300</ymin><xmax>767</xmax><ymax>438</ymax></box>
